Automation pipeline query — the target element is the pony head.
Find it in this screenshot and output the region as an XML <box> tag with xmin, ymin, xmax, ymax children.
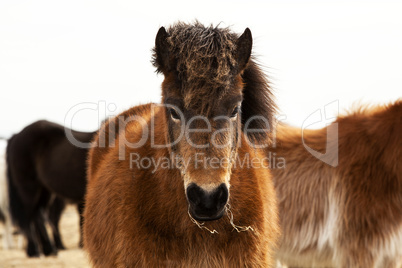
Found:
<box><xmin>153</xmin><ymin>22</ymin><xmax>274</xmax><ymax>221</ymax></box>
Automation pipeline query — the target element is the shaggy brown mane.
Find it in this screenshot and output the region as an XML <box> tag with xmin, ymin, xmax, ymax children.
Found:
<box><xmin>152</xmin><ymin>21</ymin><xmax>276</xmax><ymax>141</ymax></box>
<box><xmin>241</xmin><ymin>60</ymin><xmax>276</xmax><ymax>141</ymax></box>
<box><xmin>152</xmin><ymin>21</ymin><xmax>237</xmax><ymax>89</ymax></box>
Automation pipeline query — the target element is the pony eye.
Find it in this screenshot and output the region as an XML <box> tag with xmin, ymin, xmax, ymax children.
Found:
<box><xmin>169</xmin><ymin>108</ymin><xmax>181</xmax><ymax>121</ymax></box>
<box><xmin>230</xmin><ymin>106</ymin><xmax>240</xmax><ymax>118</ymax></box>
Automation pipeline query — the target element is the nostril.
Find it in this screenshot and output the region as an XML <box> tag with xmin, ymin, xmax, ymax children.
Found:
<box><xmin>217</xmin><ymin>186</ymin><xmax>225</xmax><ymax>200</ymax></box>
<box><xmin>186</xmin><ymin>183</ymin><xmax>203</xmax><ymax>206</ymax></box>
<box><xmin>215</xmin><ymin>184</ymin><xmax>229</xmax><ymax>206</ymax></box>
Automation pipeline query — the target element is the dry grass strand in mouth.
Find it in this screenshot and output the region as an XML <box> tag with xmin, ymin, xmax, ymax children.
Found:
<box><xmin>225</xmin><ymin>203</ymin><xmax>255</xmax><ymax>233</ymax></box>
<box><xmin>187</xmin><ymin>210</ymin><xmax>219</xmax><ymax>234</ymax></box>
<box><xmin>187</xmin><ymin>204</ymin><xmax>255</xmax><ymax>234</ymax></box>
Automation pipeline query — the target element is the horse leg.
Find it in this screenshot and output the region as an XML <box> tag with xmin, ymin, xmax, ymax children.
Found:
<box><xmin>18</xmin><ymin>220</ymin><xmax>40</xmax><ymax>257</ymax></box>
<box><xmin>3</xmin><ymin>211</ymin><xmax>15</xmax><ymax>249</ymax></box>
<box><xmin>18</xmin><ymin>211</ymin><xmax>41</xmax><ymax>257</ymax></box>
<box><xmin>8</xmin><ymin>180</ymin><xmax>42</xmax><ymax>257</ymax></box>
<box><xmin>48</xmin><ymin>196</ymin><xmax>66</xmax><ymax>250</ymax></box>
<box><xmin>1</xmin><ymin>209</ymin><xmax>12</xmax><ymax>250</ymax></box>
<box><xmin>33</xmin><ymin>208</ymin><xmax>57</xmax><ymax>256</ymax></box>
<box><xmin>33</xmin><ymin>190</ymin><xmax>57</xmax><ymax>256</ymax></box>
<box><xmin>14</xmin><ymin>229</ymin><xmax>23</xmax><ymax>249</ymax></box>
<box><xmin>77</xmin><ymin>201</ymin><xmax>85</xmax><ymax>248</ymax></box>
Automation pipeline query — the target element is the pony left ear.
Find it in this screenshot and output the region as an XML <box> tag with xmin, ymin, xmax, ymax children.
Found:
<box><xmin>236</xmin><ymin>28</ymin><xmax>253</xmax><ymax>71</ymax></box>
<box><xmin>154</xmin><ymin>26</ymin><xmax>171</xmax><ymax>74</ymax></box>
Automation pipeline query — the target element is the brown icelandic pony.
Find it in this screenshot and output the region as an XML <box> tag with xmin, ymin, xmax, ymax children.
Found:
<box><xmin>84</xmin><ymin>22</ymin><xmax>280</xmax><ymax>267</ymax></box>
<box><xmin>271</xmin><ymin>100</ymin><xmax>402</xmax><ymax>268</ymax></box>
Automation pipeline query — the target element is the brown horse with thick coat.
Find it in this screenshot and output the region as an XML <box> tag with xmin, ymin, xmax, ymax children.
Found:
<box><xmin>272</xmin><ymin>101</ymin><xmax>402</xmax><ymax>268</ymax></box>
<box><xmin>84</xmin><ymin>22</ymin><xmax>280</xmax><ymax>267</ymax></box>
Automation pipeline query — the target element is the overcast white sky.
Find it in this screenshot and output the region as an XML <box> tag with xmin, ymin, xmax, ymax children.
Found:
<box><xmin>0</xmin><ymin>0</ymin><xmax>401</xmax><ymax>138</ymax></box>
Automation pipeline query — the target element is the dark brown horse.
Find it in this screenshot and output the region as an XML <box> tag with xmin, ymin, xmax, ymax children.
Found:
<box><xmin>84</xmin><ymin>22</ymin><xmax>280</xmax><ymax>267</ymax></box>
<box><xmin>7</xmin><ymin>120</ymin><xmax>95</xmax><ymax>257</ymax></box>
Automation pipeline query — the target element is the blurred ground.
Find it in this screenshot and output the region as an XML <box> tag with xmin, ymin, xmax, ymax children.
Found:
<box><xmin>0</xmin><ymin>205</ymin><xmax>90</xmax><ymax>268</ymax></box>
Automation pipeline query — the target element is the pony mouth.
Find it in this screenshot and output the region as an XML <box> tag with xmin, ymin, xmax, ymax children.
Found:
<box><xmin>188</xmin><ymin>207</ymin><xmax>225</xmax><ymax>222</ymax></box>
<box><xmin>188</xmin><ymin>203</ymin><xmax>256</xmax><ymax>234</ymax></box>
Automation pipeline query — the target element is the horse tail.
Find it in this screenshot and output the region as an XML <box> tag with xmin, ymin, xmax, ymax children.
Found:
<box><xmin>6</xmin><ymin>135</ymin><xmax>25</xmax><ymax>228</ymax></box>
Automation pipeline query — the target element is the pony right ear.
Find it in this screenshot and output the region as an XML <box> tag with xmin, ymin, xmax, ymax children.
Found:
<box><xmin>153</xmin><ymin>27</ymin><xmax>171</xmax><ymax>74</ymax></box>
<box><xmin>236</xmin><ymin>28</ymin><xmax>253</xmax><ymax>72</ymax></box>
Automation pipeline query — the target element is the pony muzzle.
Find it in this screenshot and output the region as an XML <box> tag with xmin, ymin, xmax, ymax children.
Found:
<box><xmin>186</xmin><ymin>183</ymin><xmax>229</xmax><ymax>221</ymax></box>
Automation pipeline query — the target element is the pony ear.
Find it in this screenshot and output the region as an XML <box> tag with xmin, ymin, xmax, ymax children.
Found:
<box><xmin>236</xmin><ymin>28</ymin><xmax>253</xmax><ymax>71</ymax></box>
<box><xmin>154</xmin><ymin>26</ymin><xmax>171</xmax><ymax>74</ymax></box>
